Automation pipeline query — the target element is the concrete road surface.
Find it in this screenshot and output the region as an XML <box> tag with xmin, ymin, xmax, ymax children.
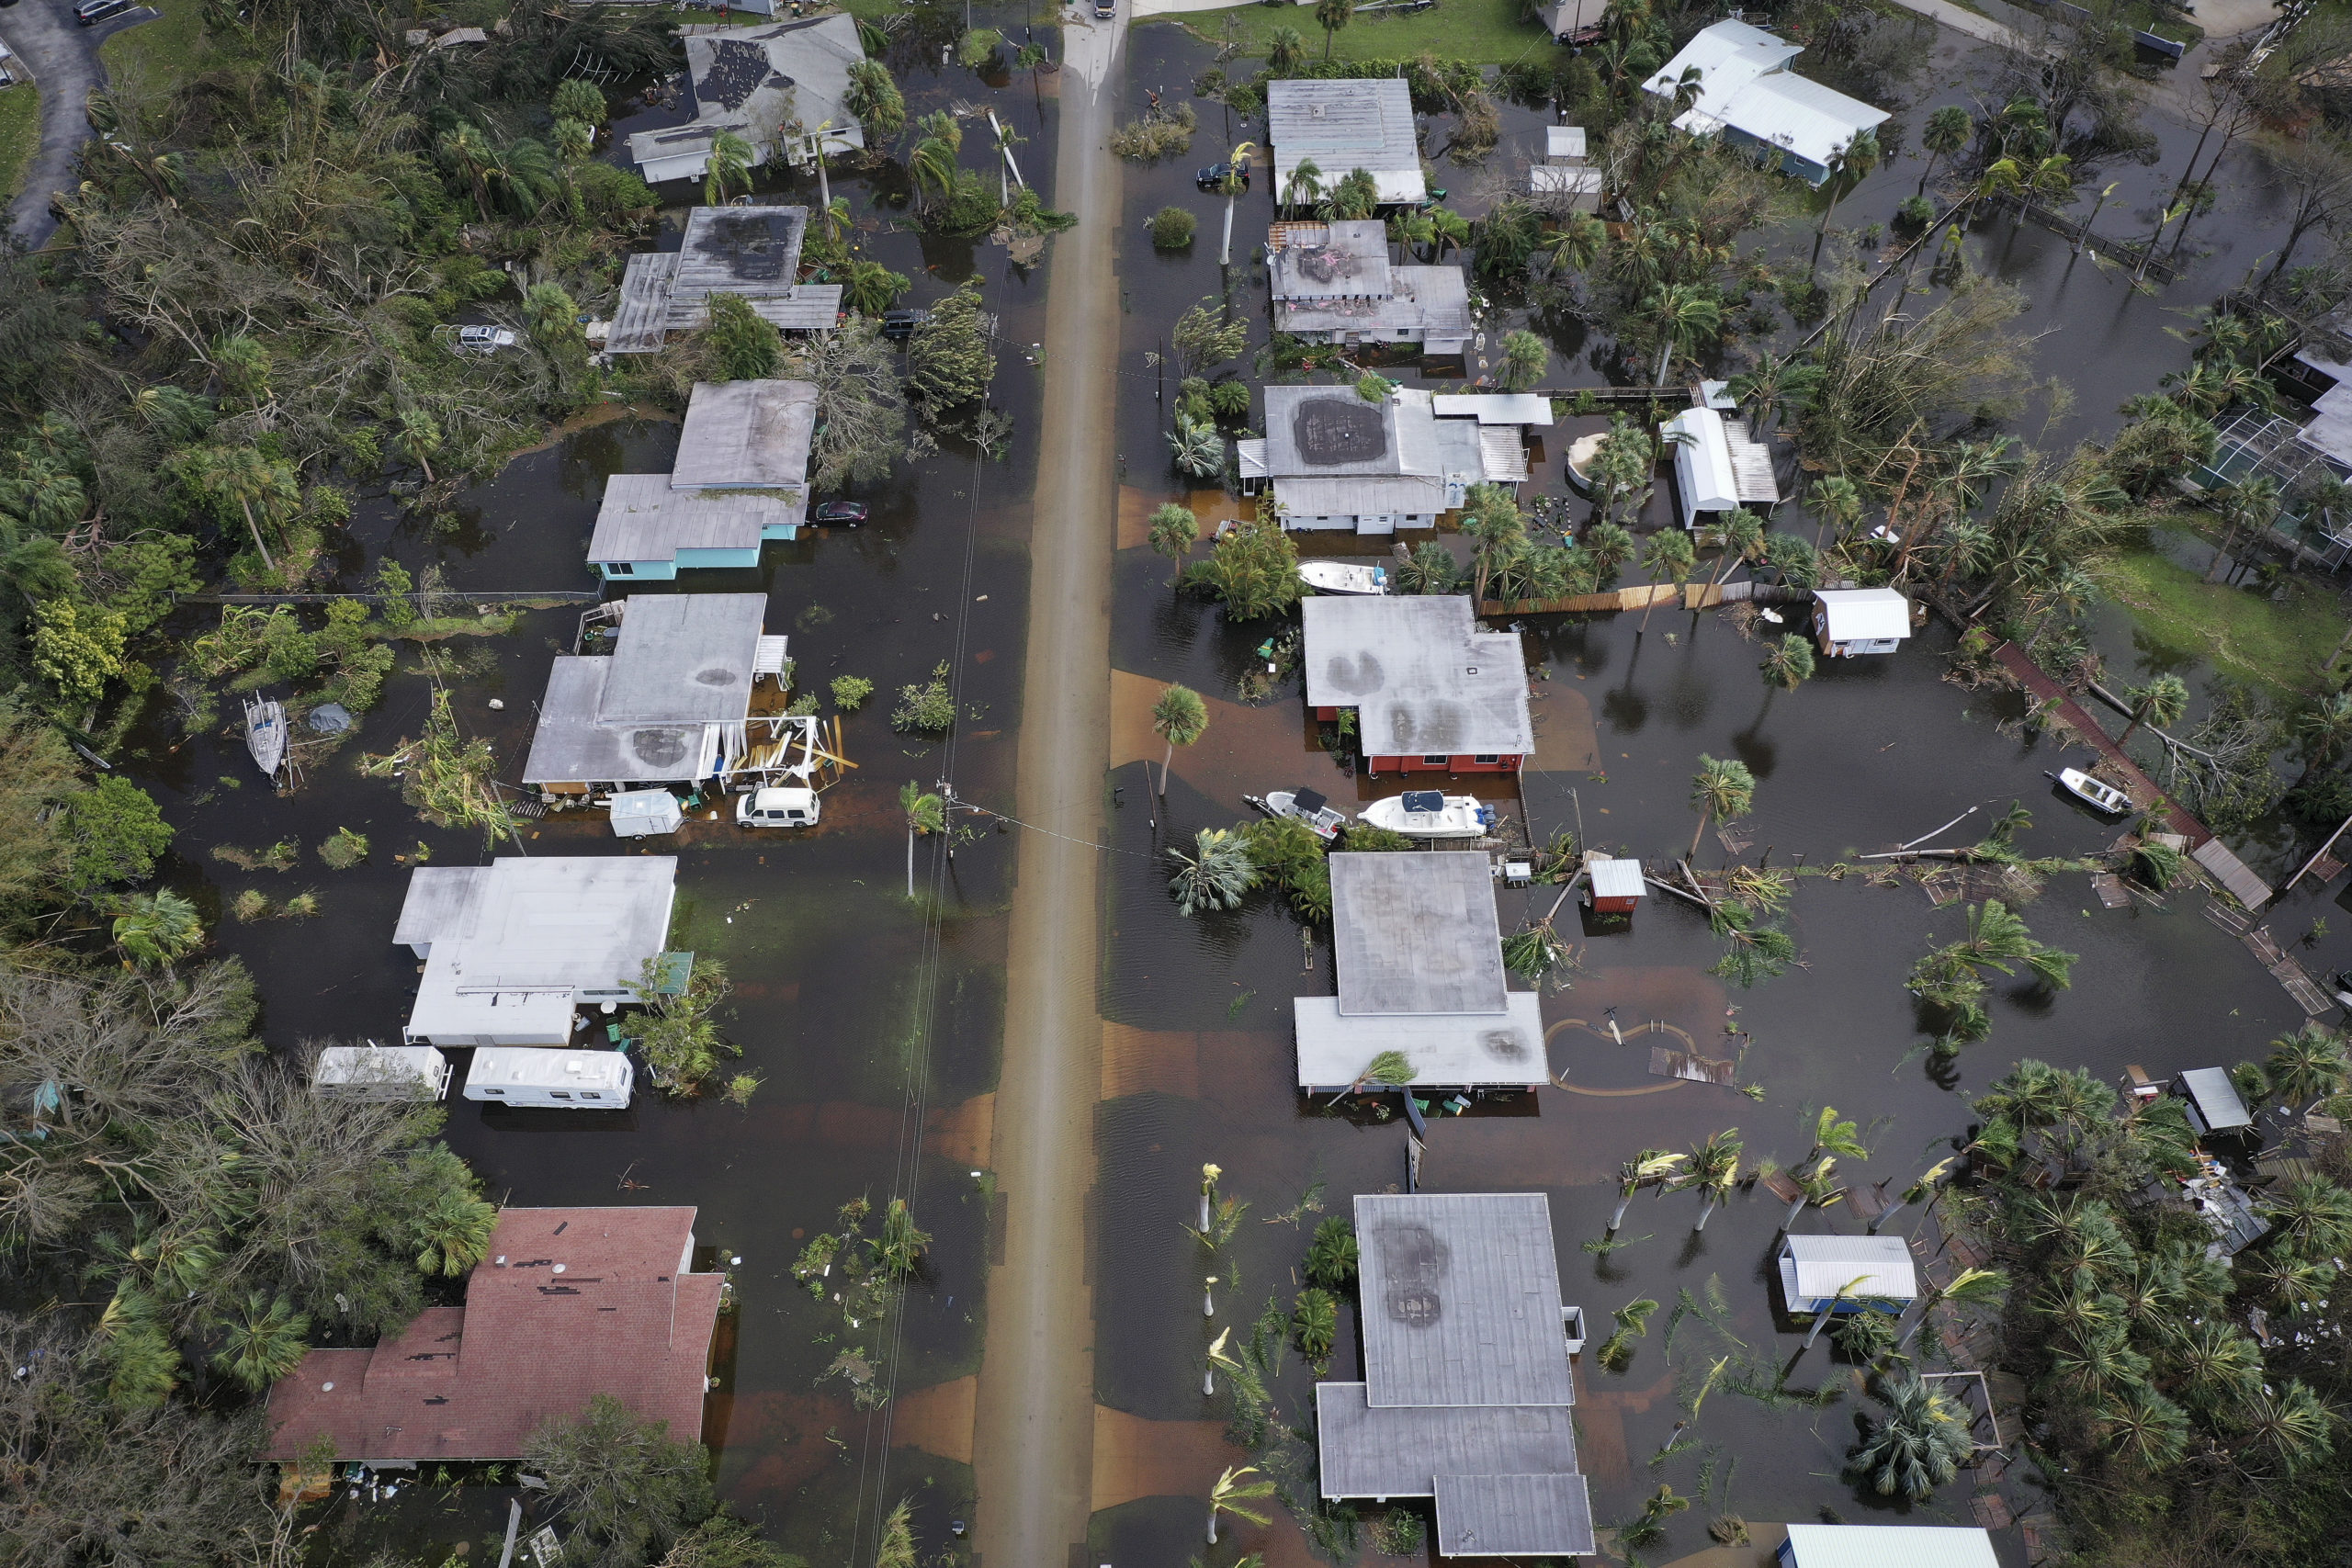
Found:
<box><xmin>969</xmin><ymin>8</ymin><xmax>1124</xmax><ymax>1568</ymax></box>
<box><xmin>0</xmin><ymin>0</ymin><xmax>157</xmax><ymax>248</ymax></box>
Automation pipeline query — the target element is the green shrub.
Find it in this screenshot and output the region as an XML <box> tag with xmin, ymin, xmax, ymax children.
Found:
<box><xmin>891</xmin><ymin>662</ymin><xmax>956</xmax><ymax>732</ymax></box>
<box><xmin>1149</xmin><ymin>206</ymin><xmax>1198</xmax><ymax>249</ymax></box>
<box><xmin>319</xmin><ymin>828</ymin><xmax>369</xmax><ymax>870</ymax></box>
<box><xmin>830</xmin><ymin>675</ymin><xmax>874</xmax><ymax>710</ymax></box>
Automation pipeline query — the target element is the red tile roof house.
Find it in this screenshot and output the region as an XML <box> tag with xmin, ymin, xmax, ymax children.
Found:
<box><xmin>263</xmin><ymin>1207</ymin><xmax>723</xmax><ymax>1464</ymax></box>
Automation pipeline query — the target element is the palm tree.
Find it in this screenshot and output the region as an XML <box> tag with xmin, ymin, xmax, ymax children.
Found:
<box><xmin>704</xmin><ymin>130</ymin><xmax>754</xmax><ymax>207</ymax></box>
<box><xmin>2267</xmin><ymin>1023</ymin><xmax>2350</xmax><ymax>1108</ymax></box>
<box><xmin>1610</xmin><ymin>1149</ymin><xmax>1685</xmax><ymax>1231</ymax></box>
<box><xmin>842</xmin><ymin>259</ymin><xmax>910</xmax><ymax>316</ymax></box>
<box><xmin>1896</xmin><ymin>1265</ymin><xmax>2007</xmax><ymax>1349</ymax></box>
<box><xmin>1803</xmin><ymin>1274</ymin><xmax>1878</xmax><ymax>1349</ymax></box>
<box><xmin>1799</xmin><ymin>1105</ymin><xmax>1869</xmax><ymax>1175</ymax></box>
<box><xmin>1305</xmin><ymin>1214</ymin><xmax>1359</xmax><ymax>1286</ymax></box>
<box><xmin>1152</xmin><ymin>683</ymin><xmax>1209</xmax><ymax>798</ymax></box>
<box><xmin>2162</xmin><ymin>1317</ymin><xmax>2262</xmax><ymax>1413</ymax></box>
<box><xmin>1917</xmin><ymin>105</ymin><xmax>1971</xmax><ymax>195</ymax></box>
<box><xmin>843</xmin><ymin>59</ymin><xmax>908</xmax><ymax>144</ymax></box>
<box><xmin>1206</xmin><ymin>1465</ymin><xmax>1275</xmax><ymax>1545</ymax></box>
<box><xmin>395</xmin><ymin>411</ymin><xmax>444</xmax><ymax>486</ymax></box>
<box><xmin>210</xmin><ymin>1292</ymin><xmax>311</xmax><ymax>1392</ymax></box>
<box><xmin>2263</xmin><ymin>1176</ymin><xmax>2352</xmax><ymax>1257</ymax></box>
<box><xmin>1687</xmin><ymin>754</ymin><xmax>1757</xmax><ymax>863</ymax></box>
<box><xmin>1783</xmin><ymin>1156</ymin><xmax>1847</xmax><ymax>1233</ymax></box>
<box><xmin>901</xmin><ymin>781</ymin><xmax>946</xmax><ymax>898</ymax></box>
<box><xmin>110</xmin><ymin>891</ymin><xmax>202</xmax><ymax>973</ymax></box>
<box><xmin>1637</xmin><ymin>528</ymin><xmax>1694</xmax><ymax>631</ymax></box>
<box><xmin>1726</xmin><ymin>353</ymin><xmax>1817</xmax><ymax>437</ymax></box>
<box><xmin>1541</xmin><ymin>212</ymin><xmax>1607</xmax><ymax>276</ymax></box>
<box><xmin>1759</xmin><ymin>634</ymin><xmax>1815</xmax><ymax>691</ymax></box>
<box><xmin>1712</xmin><ymin>508</ymin><xmax>1766</xmax><ymax>585</ymax></box>
<box><xmin>1807</xmin><ymin>474</ymin><xmax>1862</xmax><ymax>547</ymax></box>
<box><xmin>1314</xmin><ymin>0</ymin><xmax>1351</xmax><ymax>58</ymax></box>
<box><xmin>1848</xmin><ymin>1377</ymin><xmax>1971</xmax><ymax>1499</ymax></box>
<box><xmin>1268</xmin><ymin>26</ymin><xmax>1307</xmax><ymax>74</ymax></box>
<box><xmin>1170</xmin><ymin>829</ymin><xmax>1259</xmax><ymax>917</ymax></box>
<box><xmin>1215</xmin><ymin>143</ymin><xmax>1257</xmax><ymax>265</ymax></box>
<box><xmin>1645</xmin><ymin>283</ymin><xmax>1722</xmax><ymax>387</ymax></box>
<box><xmin>1283</xmin><ymin>156</ymin><xmax>1325</xmax><ymax>219</ymax></box>
<box><xmin>1148</xmin><ymin>502</ymin><xmax>1201</xmax><ymax>586</ymax></box>
<box><xmin>1429</xmin><ymin>206</ymin><xmax>1472</xmax><ymax>261</ymax></box>
<box><xmin>1682</xmin><ymin>1128</ymin><xmax>1742</xmax><ymax>1231</ymax></box>
<box><xmin>413</xmin><ymin>1187</ymin><xmax>498</xmax><ymax>1277</ymax></box>
<box><xmin>437</xmin><ymin>123</ymin><xmax>496</xmax><ymax>220</ymax></box>
<box><xmin>2117</xmin><ymin>673</ymin><xmax>2189</xmax><ymax>747</ymax></box>
<box><xmin>175</xmin><ymin>446</ymin><xmax>299</xmax><ymax>571</ymax></box>
<box><xmin>2232</xmin><ymin>1379</ymin><xmax>2336</xmax><ymax>1475</ymax></box>
<box><xmin>2292</xmin><ymin>691</ymin><xmax>2352</xmax><ymax>785</ymax></box>
<box><xmin>1810</xmin><ymin>128</ymin><xmax>1880</xmax><ymax>273</ymax></box>
<box><xmin>1292</xmin><ymin>1287</ymin><xmax>1338</xmax><ymax>1359</ymax></box>
<box><xmin>1499</xmin><ymin>330</ymin><xmax>1549</xmax><ymax>392</ymax></box>
<box><xmin>1870</xmin><ymin>1157</ymin><xmax>1953</xmax><ymax>1234</ymax></box>
<box><xmin>2206</xmin><ymin>477</ymin><xmax>2279</xmax><ymax>581</ymax></box>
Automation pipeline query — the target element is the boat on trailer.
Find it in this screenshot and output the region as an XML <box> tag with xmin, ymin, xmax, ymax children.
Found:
<box><xmin>1297</xmin><ymin>559</ymin><xmax>1389</xmax><ymax>595</ymax></box>
<box><xmin>1248</xmin><ymin>787</ymin><xmax>1350</xmax><ymax>841</ymax></box>
<box><xmin>2050</xmin><ymin>767</ymin><xmax>2131</xmax><ymax>815</ymax></box>
<box><xmin>1360</xmin><ymin>789</ymin><xmax>1498</xmax><ymax>840</ymax></box>
<box><xmin>244</xmin><ymin>695</ymin><xmax>287</xmax><ymax>782</ymax></box>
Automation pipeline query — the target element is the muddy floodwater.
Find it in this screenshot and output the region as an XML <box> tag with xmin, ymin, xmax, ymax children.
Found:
<box><xmin>99</xmin><ymin>7</ymin><xmax>2352</xmax><ymax>1568</ymax></box>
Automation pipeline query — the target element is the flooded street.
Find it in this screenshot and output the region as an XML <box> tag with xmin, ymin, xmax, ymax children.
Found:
<box><xmin>94</xmin><ymin>5</ymin><xmax>2352</xmax><ymax>1566</ymax></box>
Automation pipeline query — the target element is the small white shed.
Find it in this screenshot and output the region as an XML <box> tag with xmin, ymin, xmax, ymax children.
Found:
<box><xmin>1812</xmin><ymin>587</ymin><xmax>1912</xmax><ymax>656</ymax></box>
<box><xmin>463</xmin><ymin>1048</ymin><xmax>635</xmax><ymax>1109</ymax></box>
<box><xmin>313</xmin><ymin>1043</ymin><xmax>451</xmax><ymax>1101</ymax></box>
<box><xmin>1661</xmin><ymin>408</ymin><xmax>1739</xmax><ymax>529</ymax></box>
<box><xmin>609</xmin><ymin>790</ymin><xmax>685</xmax><ymax>838</ymax></box>
<box><xmin>2176</xmin><ymin>1066</ymin><xmax>2254</xmax><ymax>1134</ymax></box>
<box><xmin>1777</xmin><ymin>1233</ymin><xmax>1917</xmax><ymax>1314</ymax></box>
<box><xmin>1545</xmin><ymin>125</ymin><xmax>1589</xmax><ymax>164</ymax></box>
<box><xmin>1780</xmin><ymin>1525</ymin><xmax>1998</xmax><ymax>1568</ymax></box>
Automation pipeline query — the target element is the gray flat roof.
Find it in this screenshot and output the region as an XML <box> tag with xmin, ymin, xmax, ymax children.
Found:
<box><xmin>1267</xmin><ymin>78</ymin><xmax>1425</xmax><ymax>205</ymax></box>
<box><xmin>400</xmin><ymin>857</ymin><xmax>676</xmax><ymax>992</ymax></box>
<box><xmin>678</xmin><ymin>203</ymin><xmax>807</xmax><ymax>294</ymax></box>
<box><xmin>598</xmin><ymin>594</ymin><xmax>768</xmax><ymax>723</ymax></box>
<box><xmin>1316</xmin><ymin>1382</ymin><xmax>1580</xmax><ymax>1496</ymax></box>
<box><xmin>628</xmin><ymin>15</ymin><xmax>865</xmax><ymax>173</ymax></box>
<box><xmin>1356</xmin><ymin>1192</ymin><xmax>1576</xmax><ymax>1408</ymax></box>
<box><xmin>1302</xmin><ymin>596</ymin><xmax>1536</xmax><ymax>758</ymax></box>
<box><xmin>1329</xmin><ymin>852</ymin><xmax>1507</xmax><ymax>1016</ymax></box>
<box><xmin>671</xmin><ymin>380</ymin><xmax>817</xmax><ymax>490</ymax></box>
<box><xmin>1269</xmin><ymin>220</ymin><xmax>1393</xmax><ymax>301</ymax></box>
<box><xmin>1434</xmin><ymin>1474</ymin><xmax>1596</xmax><ymax>1558</ymax></box>
<box><xmin>588</xmin><ymin>476</ymin><xmax>804</xmax><ymax>564</ymax></box>
<box><xmin>395</xmin><ymin>867</ymin><xmax>493</xmax><ymax>949</ymax></box>
<box><xmin>1266</xmin><ymin>383</ymin><xmax>1437</xmax><ymax>478</ymax></box>
<box><xmin>2178</xmin><ymin>1066</ymin><xmax>2253</xmax><ymax>1130</ymax></box>
<box><xmin>1294</xmin><ymin>993</ymin><xmax>1545</xmax><ymax>1089</ymax></box>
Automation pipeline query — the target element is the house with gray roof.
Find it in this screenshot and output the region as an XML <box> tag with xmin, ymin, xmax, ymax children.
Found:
<box><xmin>1244</xmin><ymin>386</ymin><xmax>1533</xmax><ymax>534</ymax></box>
<box><xmin>1295</xmin><ymin>852</ymin><xmax>1545</xmax><ymax>1094</ymax></box>
<box><xmin>1315</xmin><ymin>1193</ymin><xmax>1593</xmax><ymax>1558</ymax></box>
<box><xmin>586</xmin><ymin>379</ymin><xmax>816</xmax><ymax>580</ymax></box>
<box><xmin>1268</xmin><ymin>220</ymin><xmax>1469</xmax><ymax>354</ymax></box>
<box><xmin>1302</xmin><ymin>595</ymin><xmax>1533</xmax><ymax>774</ymax></box>
<box><xmin>628</xmin><ymin>14</ymin><xmax>867</xmax><ymax>186</ymax></box>
<box><xmin>608</xmin><ymin>203</ymin><xmax>842</xmax><ymax>355</ymax></box>
<box><xmin>1643</xmin><ymin>19</ymin><xmax>1890</xmax><ymax>186</ymax></box>
<box><xmin>522</xmin><ymin>594</ymin><xmax>791</xmax><ymax>792</ymax></box>
<box><xmin>1266</xmin><ymin>78</ymin><xmax>1426</xmax><ymax>208</ymax></box>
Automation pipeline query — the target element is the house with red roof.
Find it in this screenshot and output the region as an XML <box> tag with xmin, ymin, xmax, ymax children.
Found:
<box><xmin>263</xmin><ymin>1207</ymin><xmax>723</xmax><ymax>1463</ymax></box>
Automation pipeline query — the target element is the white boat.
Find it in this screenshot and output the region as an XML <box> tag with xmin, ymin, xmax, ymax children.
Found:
<box><xmin>2050</xmin><ymin>768</ymin><xmax>2131</xmax><ymax>815</ymax></box>
<box><xmin>1360</xmin><ymin>790</ymin><xmax>1498</xmax><ymax>840</ymax></box>
<box><xmin>1249</xmin><ymin>787</ymin><xmax>1349</xmax><ymax>841</ymax></box>
<box><xmin>243</xmin><ymin>695</ymin><xmax>286</xmax><ymax>781</ymax></box>
<box><xmin>1298</xmin><ymin>560</ymin><xmax>1389</xmax><ymax>595</ymax></box>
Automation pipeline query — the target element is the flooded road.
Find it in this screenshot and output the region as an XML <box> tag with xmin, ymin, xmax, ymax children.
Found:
<box><xmin>970</xmin><ymin>12</ymin><xmax>1124</xmax><ymax>1568</ymax></box>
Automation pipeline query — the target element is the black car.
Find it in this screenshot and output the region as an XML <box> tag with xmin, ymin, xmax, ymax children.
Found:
<box><xmin>75</xmin><ymin>0</ymin><xmax>136</xmax><ymax>24</ymax></box>
<box><xmin>879</xmin><ymin>309</ymin><xmax>930</xmax><ymax>343</ymax></box>
<box><xmin>1195</xmin><ymin>163</ymin><xmax>1249</xmax><ymax>192</ymax></box>
<box><xmin>813</xmin><ymin>502</ymin><xmax>869</xmax><ymax>525</ymax></box>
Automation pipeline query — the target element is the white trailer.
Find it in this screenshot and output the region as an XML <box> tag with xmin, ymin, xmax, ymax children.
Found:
<box><xmin>312</xmin><ymin>1043</ymin><xmax>452</xmax><ymax>1101</ymax></box>
<box><xmin>609</xmin><ymin>789</ymin><xmax>685</xmax><ymax>838</ymax></box>
<box><xmin>463</xmin><ymin>1048</ymin><xmax>635</xmax><ymax>1109</ymax></box>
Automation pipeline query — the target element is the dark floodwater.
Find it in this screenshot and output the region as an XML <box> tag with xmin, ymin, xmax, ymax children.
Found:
<box><xmin>1082</xmin><ymin>20</ymin><xmax>2343</xmax><ymax>1566</ymax></box>
<box><xmin>113</xmin><ymin>9</ymin><xmax>1060</xmax><ymax>1562</ymax></box>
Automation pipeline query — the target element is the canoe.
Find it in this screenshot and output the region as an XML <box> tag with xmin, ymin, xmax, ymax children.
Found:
<box><xmin>1249</xmin><ymin>787</ymin><xmax>1349</xmax><ymax>841</ymax></box>
<box><xmin>1360</xmin><ymin>789</ymin><xmax>1498</xmax><ymax>840</ymax></box>
<box><xmin>2050</xmin><ymin>768</ymin><xmax>2131</xmax><ymax>815</ymax></box>
<box><xmin>1298</xmin><ymin>559</ymin><xmax>1389</xmax><ymax>595</ymax></box>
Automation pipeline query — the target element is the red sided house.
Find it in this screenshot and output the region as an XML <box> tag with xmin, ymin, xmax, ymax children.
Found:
<box><xmin>262</xmin><ymin>1207</ymin><xmax>723</xmax><ymax>1463</ymax></box>
<box><xmin>1303</xmin><ymin>595</ymin><xmax>1534</xmax><ymax>775</ymax></box>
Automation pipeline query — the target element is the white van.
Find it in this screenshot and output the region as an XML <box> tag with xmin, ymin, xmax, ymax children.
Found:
<box><xmin>313</xmin><ymin>1043</ymin><xmax>452</xmax><ymax>1101</ymax></box>
<box><xmin>463</xmin><ymin>1047</ymin><xmax>634</xmax><ymax>1109</ymax></box>
<box><xmin>736</xmin><ymin>786</ymin><xmax>819</xmax><ymax>829</ymax></box>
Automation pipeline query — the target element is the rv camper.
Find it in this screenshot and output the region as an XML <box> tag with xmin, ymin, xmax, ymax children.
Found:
<box><xmin>463</xmin><ymin>1048</ymin><xmax>635</xmax><ymax>1109</ymax></box>
<box><xmin>312</xmin><ymin>1043</ymin><xmax>453</xmax><ymax>1101</ymax></box>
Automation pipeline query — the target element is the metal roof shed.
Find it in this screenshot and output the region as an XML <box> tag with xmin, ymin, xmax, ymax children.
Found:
<box><xmin>1663</xmin><ymin>408</ymin><xmax>1739</xmax><ymax>527</ymax></box>
<box><xmin>1779</xmin><ymin>1523</ymin><xmax>1999</xmax><ymax>1568</ymax></box>
<box><xmin>1588</xmin><ymin>856</ymin><xmax>1645</xmax><ymax>912</ymax></box>
<box><xmin>1330</xmin><ymin>852</ymin><xmax>1509</xmax><ymax>1016</ymax></box>
<box><xmin>670</xmin><ymin>379</ymin><xmax>818</xmax><ymax>491</ymax></box>
<box><xmin>1777</xmin><ymin>1234</ymin><xmax>1918</xmax><ymax>1312</ymax></box>
<box><xmin>1267</xmin><ymin>79</ymin><xmax>1426</xmax><ymax>206</ymax></box>
<box><xmin>1814</xmin><ymin>587</ymin><xmax>1912</xmax><ymax>649</ymax></box>
<box><xmin>1544</xmin><ymin>125</ymin><xmax>1588</xmax><ymax>164</ymax></box>
<box><xmin>2177</xmin><ymin>1066</ymin><xmax>2254</xmax><ymax>1134</ymax></box>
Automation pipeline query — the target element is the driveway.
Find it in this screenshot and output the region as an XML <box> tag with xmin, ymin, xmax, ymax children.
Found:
<box><xmin>0</xmin><ymin>0</ymin><xmax>157</xmax><ymax>249</ymax></box>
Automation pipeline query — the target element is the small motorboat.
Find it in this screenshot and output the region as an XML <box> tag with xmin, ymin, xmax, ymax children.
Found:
<box><xmin>1361</xmin><ymin>789</ymin><xmax>1498</xmax><ymax>840</ymax></box>
<box><xmin>1248</xmin><ymin>787</ymin><xmax>1350</xmax><ymax>841</ymax></box>
<box><xmin>1298</xmin><ymin>559</ymin><xmax>1389</xmax><ymax>595</ymax></box>
<box><xmin>2049</xmin><ymin>768</ymin><xmax>2131</xmax><ymax>815</ymax></box>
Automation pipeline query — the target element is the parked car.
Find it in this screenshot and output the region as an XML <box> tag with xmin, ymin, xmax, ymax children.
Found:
<box><xmin>76</xmin><ymin>0</ymin><xmax>138</xmax><ymax>25</ymax></box>
<box><xmin>880</xmin><ymin>309</ymin><xmax>929</xmax><ymax>343</ymax></box>
<box><xmin>1195</xmin><ymin>163</ymin><xmax>1248</xmax><ymax>192</ymax></box>
<box><xmin>812</xmin><ymin>501</ymin><xmax>868</xmax><ymax>525</ymax></box>
<box><xmin>453</xmin><ymin>324</ymin><xmax>518</xmax><ymax>355</ymax></box>
<box><xmin>1092</xmin><ymin>0</ymin><xmax>1114</xmax><ymax>16</ymax></box>
<box><xmin>736</xmin><ymin>786</ymin><xmax>820</xmax><ymax>829</ymax></box>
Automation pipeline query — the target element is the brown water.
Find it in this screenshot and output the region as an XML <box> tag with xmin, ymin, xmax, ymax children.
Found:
<box><xmin>99</xmin><ymin>12</ymin><xmax>2352</xmax><ymax>1568</ymax></box>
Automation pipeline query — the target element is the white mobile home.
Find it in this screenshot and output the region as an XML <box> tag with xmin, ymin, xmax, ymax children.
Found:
<box><xmin>1643</xmin><ymin>20</ymin><xmax>1891</xmax><ymax>186</ymax></box>
<box><xmin>1776</xmin><ymin>1233</ymin><xmax>1918</xmax><ymax>1314</ymax></box>
<box><xmin>1780</xmin><ymin>1524</ymin><xmax>1998</xmax><ymax>1568</ymax></box>
<box><xmin>1662</xmin><ymin>408</ymin><xmax>1739</xmax><ymax>529</ymax></box>
<box><xmin>312</xmin><ymin>1043</ymin><xmax>452</xmax><ymax>1101</ymax></box>
<box><xmin>462</xmin><ymin>1048</ymin><xmax>635</xmax><ymax>1109</ymax></box>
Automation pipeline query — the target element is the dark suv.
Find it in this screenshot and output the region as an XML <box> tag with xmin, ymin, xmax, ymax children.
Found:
<box><xmin>76</xmin><ymin>0</ymin><xmax>137</xmax><ymax>25</ymax></box>
<box><xmin>880</xmin><ymin>309</ymin><xmax>930</xmax><ymax>343</ymax></box>
<box><xmin>1195</xmin><ymin>163</ymin><xmax>1248</xmax><ymax>192</ymax></box>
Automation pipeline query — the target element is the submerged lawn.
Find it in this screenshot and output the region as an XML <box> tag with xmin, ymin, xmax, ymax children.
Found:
<box><xmin>2093</xmin><ymin>529</ymin><xmax>2347</xmax><ymax>694</ymax></box>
